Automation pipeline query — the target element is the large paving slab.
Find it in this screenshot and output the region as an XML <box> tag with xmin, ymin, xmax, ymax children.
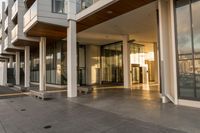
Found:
<box><xmin>0</xmin><ymin>92</ymin><xmax>186</xmax><ymax>133</ymax></box>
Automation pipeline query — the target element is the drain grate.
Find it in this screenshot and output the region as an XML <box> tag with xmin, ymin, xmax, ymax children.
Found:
<box><xmin>20</xmin><ymin>109</ymin><xmax>26</xmax><ymax>112</ymax></box>
<box><xmin>43</xmin><ymin>125</ymin><xmax>52</xmax><ymax>129</ymax></box>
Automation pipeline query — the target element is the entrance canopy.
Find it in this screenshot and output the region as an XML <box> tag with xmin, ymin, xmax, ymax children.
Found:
<box><xmin>78</xmin><ymin>1</ymin><xmax>158</xmax><ymax>45</ymax></box>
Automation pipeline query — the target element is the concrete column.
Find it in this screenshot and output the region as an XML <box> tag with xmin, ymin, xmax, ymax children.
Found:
<box><xmin>39</xmin><ymin>37</ymin><xmax>46</xmax><ymax>91</ymax></box>
<box><xmin>15</xmin><ymin>52</ymin><xmax>20</xmax><ymax>85</ymax></box>
<box><xmin>158</xmin><ymin>0</ymin><xmax>178</xmax><ymax>104</ymax></box>
<box><xmin>123</xmin><ymin>36</ymin><xmax>130</xmax><ymax>88</ymax></box>
<box><xmin>3</xmin><ymin>60</ymin><xmax>8</xmax><ymax>86</ymax></box>
<box><xmin>25</xmin><ymin>46</ymin><xmax>30</xmax><ymax>87</ymax></box>
<box><xmin>8</xmin><ymin>56</ymin><xmax>13</xmax><ymax>68</ymax></box>
<box><xmin>67</xmin><ymin>0</ymin><xmax>77</xmax><ymax>97</ymax></box>
<box><xmin>67</xmin><ymin>20</ymin><xmax>77</xmax><ymax>97</ymax></box>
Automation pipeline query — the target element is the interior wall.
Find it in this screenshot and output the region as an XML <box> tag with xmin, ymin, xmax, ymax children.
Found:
<box><xmin>86</xmin><ymin>45</ymin><xmax>101</xmax><ymax>85</ymax></box>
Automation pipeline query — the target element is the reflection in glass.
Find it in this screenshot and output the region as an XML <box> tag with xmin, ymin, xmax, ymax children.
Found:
<box><xmin>52</xmin><ymin>0</ymin><xmax>68</xmax><ymax>14</ymax></box>
<box><xmin>176</xmin><ymin>0</ymin><xmax>192</xmax><ymax>55</ymax></box>
<box><xmin>191</xmin><ymin>0</ymin><xmax>200</xmax><ymax>97</ymax></box>
<box><xmin>20</xmin><ymin>52</ymin><xmax>24</xmax><ymax>85</ymax></box>
<box><xmin>46</xmin><ymin>41</ymin><xmax>66</xmax><ymax>85</ymax></box>
<box><xmin>30</xmin><ymin>47</ymin><xmax>39</xmax><ymax>82</ymax></box>
<box><xmin>176</xmin><ymin>0</ymin><xmax>195</xmax><ymax>98</ymax></box>
<box><xmin>78</xmin><ymin>46</ymin><xmax>86</xmax><ymax>85</ymax></box>
<box><xmin>101</xmin><ymin>42</ymin><xmax>123</xmax><ymax>83</ymax></box>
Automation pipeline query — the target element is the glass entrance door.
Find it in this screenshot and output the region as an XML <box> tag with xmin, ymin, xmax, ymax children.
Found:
<box><xmin>131</xmin><ymin>65</ymin><xmax>143</xmax><ymax>84</ymax></box>
<box><xmin>78</xmin><ymin>45</ymin><xmax>86</xmax><ymax>86</ymax></box>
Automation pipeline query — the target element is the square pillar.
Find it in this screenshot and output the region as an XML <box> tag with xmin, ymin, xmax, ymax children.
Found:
<box><xmin>67</xmin><ymin>0</ymin><xmax>77</xmax><ymax>97</ymax></box>
<box><xmin>25</xmin><ymin>46</ymin><xmax>30</xmax><ymax>87</ymax></box>
<box><xmin>67</xmin><ymin>20</ymin><xmax>77</xmax><ymax>97</ymax></box>
<box><xmin>158</xmin><ymin>0</ymin><xmax>178</xmax><ymax>104</ymax></box>
<box><xmin>8</xmin><ymin>56</ymin><xmax>13</xmax><ymax>68</ymax></box>
<box><xmin>39</xmin><ymin>37</ymin><xmax>46</xmax><ymax>91</ymax></box>
<box><xmin>15</xmin><ymin>52</ymin><xmax>20</xmax><ymax>85</ymax></box>
<box><xmin>3</xmin><ymin>60</ymin><xmax>8</xmax><ymax>86</ymax></box>
<box><xmin>123</xmin><ymin>36</ymin><xmax>131</xmax><ymax>88</ymax></box>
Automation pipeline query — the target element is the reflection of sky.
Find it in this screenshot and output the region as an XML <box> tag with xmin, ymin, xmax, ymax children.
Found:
<box><xmin>177</xmin><ymin>1</ymin><xmax>200</xmax><ymax>54</ymax></box>
<box><xmin>192</xmin><ymin>1</ymin><xmax>200</xmax><ymax>52</ymax></box>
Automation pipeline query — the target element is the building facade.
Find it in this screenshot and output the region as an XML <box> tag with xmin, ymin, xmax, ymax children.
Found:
<box><xmin>0</xmin><ymin>0</ymin><xmax>200</xmax><ymax>108</ymax></box>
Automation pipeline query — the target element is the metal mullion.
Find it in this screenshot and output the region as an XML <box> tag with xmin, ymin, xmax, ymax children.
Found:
<box><xmin>189</xmin><ymin>0</ymin><xmax>197</xmax><ymax>98</ymax></box>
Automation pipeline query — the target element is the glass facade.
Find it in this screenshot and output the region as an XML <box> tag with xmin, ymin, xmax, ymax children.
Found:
<box><xmin>175</xmin><ymin>0</ymin><xmax>200</xmax><ymax>99</ymax></box>
<box><xmin>20</xmin><ymin>52</ymin><xmax>25</xmax><ymax>85</ymax></box>
<box><xmin>46</xmin><ymin>41</ymin><xmax>67</xmax><ymax>85</ymax></box>
<box><xmin>129</xmin><ymin>44</ymin><xmax>145</xmax><ymax>84</ymax></box>
<box><xmin>52</xmin><ymin>0</ymin><xmax>68</xmax><ymax>14</ymax></box>
<box><xmin>101</xmin><ymin>42</ymin><xmax>123</xmax><ymax>84</ymax></box>
<box><xmin>30</xmin><ymin>41</ymin><xmax>86</xmax><ymax>86</ymax></box>
<box><xmin>78</xmin><ymin>45</ymin><xmax>86</xmax><ymax>85</ymax></box>
<box><xmin>30</xmin><ymin>47</ymin><xmax>39</xmax><ymax>82</ymax></box>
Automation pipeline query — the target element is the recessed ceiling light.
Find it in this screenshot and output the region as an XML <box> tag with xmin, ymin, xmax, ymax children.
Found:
<box><xmin>107</xmin><ymin>11</ymin><xmax>113</xmax><ymax>14</ymax></box>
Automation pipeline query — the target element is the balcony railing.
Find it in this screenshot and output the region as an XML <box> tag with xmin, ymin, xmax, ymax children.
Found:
<box><xmin>4</xmin><ymin>17</ymin><xmax>8</xmax><ymax>31</ymax></box>
<box><xmin>24</xmin><ymin>0</ymin><xmax>37</xmax><ymax>28</ymax></box>
<box><xmin>4</xmin><ymin>37</ymin><xmax>8</xmax><ymax>49</ymax></box>
<box><xmin>4</xmin><ymin>0</ymin><xmax>8</xmax><ymax>12</ymax></box>
<box><xmin>11</xmin><ymin>25</ymin><xmax>18</xmax><ymax>41</ymax></box>
<box><xmin>11</xmin><ymin>0</ymin><xmax>18</xmax><ymax>19</ymax></box>
<box><xmin>77</xmin><ymin>0</ymin><xmax>100</xmax><ymax>12</ymax></box>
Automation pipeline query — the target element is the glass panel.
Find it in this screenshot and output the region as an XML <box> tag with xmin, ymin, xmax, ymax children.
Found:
<box><xmin>176</xmin><ymin>0</ymin><xmax>195</xmax><ymax>98</ymax></box>
<box><xmin>101</xmin><ymin>42</ymin><xmax>123</xmax><ymax>84</ymax></box>
<box><xmin>176</xmin><ymin>0</ymin><xmax>192</xmax><ymax>55</ymax></box>
<box><xmin>178</xmin><ymin>60</ymin><xmax>195</xmax><ymax>97</ymax></box>
<box><xmin>78</xmin><ymin>46</ymin><xmax>86</xmax><ymax>85</ymax></box>
<box><xmin>20</xmin><ymin>52</ymin><xmax>24</xmax><ymax>85</ymax></box>
<box><xmin>30</xmin><ymin>47</ymin><xmax>39</xmax><ymax>82</ymax></box>
<box><xmin>61</xmin><ymin>41</ymin><xmax>67</xmax><ymax>85</ymax></box>
<box><xmin>191</xmin><ymin>0</ymin><xmax>200</xmax><ymax>97</ymax></box>
<box><xmin>56</xmin><ymin>43</ymin><xmax>62</xmax><ymax>84</ymax></box>
<box><xmin>52</xmin><ymin>0</ymin><xmax>67</xmax><ymax>14</ymax></box>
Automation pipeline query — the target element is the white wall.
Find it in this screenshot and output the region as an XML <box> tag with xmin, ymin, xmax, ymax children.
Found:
<box><xmin>0</xmin><ymin>62</ymin><xmax>4</xmax><ymax>85</ymax></box>
<box><xmin>86</xmin><ymin>45</ymin><xmax>101</xmax><ymax>85</ymax></box>
<box><xmin>38</xmin><ymin>0</ymin><xmax>68</xmax><ymax>27</ymax></box>
<box><xmin>0</xmin><ymin>61</ymin><xmax>7</xmax><ymax>86</ymax></box>
<box><xmin>158</xmin><ymin>0</ymin><xmax>178</xmax><ymax>104</ymax></box>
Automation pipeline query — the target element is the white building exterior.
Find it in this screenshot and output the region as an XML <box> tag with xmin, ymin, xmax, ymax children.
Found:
<box><xmin>0</xmin><ymin>0</ymin><xmax>199</xmax><ymax>108</ymax></box>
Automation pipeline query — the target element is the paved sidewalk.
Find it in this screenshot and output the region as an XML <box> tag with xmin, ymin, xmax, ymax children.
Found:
<box><xmin>0</xmin><ymin>86</ymin><xmax>199</xmax><ymax>133</ymax></box>
<box><xmin>0</xmin><ymin>96</ymin><xmax>185</xmax><ymax>133</ymax></box>
<box><xmin>0</xmin><ymin>86</ymin><xmax>26</xmax><ymax>99</ymax></box>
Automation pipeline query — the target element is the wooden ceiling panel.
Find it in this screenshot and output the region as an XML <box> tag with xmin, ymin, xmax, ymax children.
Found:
<box><xmin>77</xmin><ymin>0</ymin><xmax>155</xmax><ymax>32</ymax></box>
<box><xmin>26</xmin><ymin>22</ymin><xmax>67</xmax><ymax>39</ymax></box>
<box><xmin>26</xmin><ymin>0</ymin><xmax>155</xmax><ymax>39</ymax></box>
<box><xmin>12</xmin><ymin>39</ymin><xmax>39</xmax><ymax>47</ymax></box>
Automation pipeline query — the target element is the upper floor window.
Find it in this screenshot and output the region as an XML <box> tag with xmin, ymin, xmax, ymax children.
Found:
<box><xmin>52</xmin><ymin>0</ymin><xmax>68</xmax><ymax>14</ymax></box>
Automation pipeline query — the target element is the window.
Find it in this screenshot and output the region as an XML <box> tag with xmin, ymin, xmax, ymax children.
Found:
<box><xmin>52</xmin><ymin>0</ymin><xmax>67</xmax><ymax>14</ymax></box>
<box><xmin>101</xmin><ymin>42</ymin><xmax>123</xmax><ymax>84</ymax></box>
<box><xmin>175</xmin><ymin>0</ymin><xmax>200</xmax><ymax>99</ymax></box>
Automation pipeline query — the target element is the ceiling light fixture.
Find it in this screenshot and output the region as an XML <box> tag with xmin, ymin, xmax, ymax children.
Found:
<box><xmin>107</xmin><ymin>11</ymin><xmax>113</xmax><ymax>14</ymax></box>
